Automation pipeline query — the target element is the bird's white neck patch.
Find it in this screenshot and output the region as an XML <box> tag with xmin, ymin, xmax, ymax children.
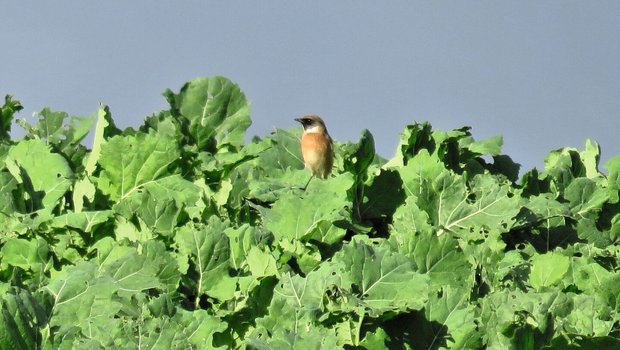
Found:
<box><xmin>305</xmin><ymin>125</ymin><xmax>321</xmax><ymax>133</ymax></box>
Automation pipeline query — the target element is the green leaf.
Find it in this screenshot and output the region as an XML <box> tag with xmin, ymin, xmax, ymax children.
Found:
<box><xmin>426</xmin><ymin>174</ymin><xmax>520</xmax><ymax>237</ymax></box>
<box><xmin>45</xmin><ymin>261</ymin><xmax>122</xmax><ymax>341</ymax></box>
<box><xmin>0</xmin><ymin>171</ymin><xmax>19</xmax><ymax>219</ymax></box>
<box><xmin>113</xmin><ymin>175</ymin><xmax>202</xmax><ymax>236</ymax></box>
<box><xmin>563</xmin><ymin>294</ymin><xmax>614</xmax><ymax>336</ymax></box>
<box><xmin>176</xmin><ymin>217</ymin><xmax>234</xmax><ymax>304</ymax></box>
<box><xmin>387</xmin><ymin>122</ymin><xmax>434</xmax><ymax>167</ymax></box>
<box><xmin>564</xmin><ymin>178</ymin><xmax>609</xmax><ymax>216</ymax></box>
<box><xmin>252</xmin><ymin>128</ymin><xmax>304</xmax><ymax>174</ymax></box>
<box><xmin>246</xmin><ymin>247</ymin><xmax>278</xmax><ymax>278</ymax></box>
<box><xmin>224</xmin><ymin>224</ymin><xmax>269</xmax><ymax>272</ymax></box>
<box><xmin>529</xmin><ymin>251</ymin><xmax>570</xmax><ymax>290</ymax></box>
<box><xmin>397</xmin><ymin>149</ymin><xmax>446</xmax><ymax>199</ymax></box>
<box><xmin>5</xmin><ymin>139</ymin><xmax>73</xmax><ymax>211</ymax></box>
<box><xmin>1</xmin><ymin>238</ymin><xmax>49</xmax><ymax>273</ymax></box>
<box><xmin>97</xmin><ymin>132</ymin><xmax>180</xmax><ymax>202</ymax></box>
<box><xmin>72</xmin><ymin>177</ymin><xmax>97</xmax><ymax>213</ymax></box>
<box><xmin>571</xmin><ymin>261</ymin><xmax>614</xmax><ymax>295</ymax></box>
<box><xmin>604</xmin><ymin>154</ymin><xmax>620</xmax><ymax>204</ymax></box>
<box><xmin>114</xmin><ymin>216</ymin><xmax>154</xmax><ymax>243</ymax></box>
<box><xmin>143</xmin><ymin>240</ymin><xmax>182</xmax><ymax>292</ymax></box>
<box><xmin>389</xmin><ymin>230</ymin><xmax>473</xmax><ymax>291</ymax></box>
<box><xmin>359</xmin><ymin>168</ymin><xmax>406</xmax><ymax>220</ymax></box>
<box><xmin>575</xmin><ymin>211</ymin><xmax>614</xmax><ymax>247</ymax></box>
<box><xmin>463</xmin><ymin>134</ymin><xmax>503</xmax><ymax>156</ymax></box>
<box><xmin>129</xmin><ymin>308</ymin><xmax>228</xmax><ymax>349</ymax></box>
<box><xmin>342</xmin><ymin>129</ymin><xmax>375</xmax><ymax>177</ymax></box>
<box><xmin>18</xmin><ymin>108</ymin><xmax>95</xmax><ymax>155</ymax></box>
<box><xmin>0</xmin><ymin>95</ymin><xmax>23</xmax><ymax>141</ymax></box>
<box><xmin>94</xmin><ymin>241</ymin><xmax>164</xmax><ymax>295</ymax></box>
<box><xmin>260</xmin><ymin>173</ymin><xmax>354</xmax><ymax>244</ymax></box>
<box><xmin>520</xmin><ymin>194</ymin><xmax>570</xmax><ymax>226</ymax></box>
<box><xmin>360</xmin><ymin>327</ymin><xmax>390</xmax><ymax>349</ymax></box>
<box><xmin>50</xmin><ymin>210</ymin><xmax>113</xmax><ymax>233</ymax></box>
<box><xmin>249</xmin><ymin>319</ymin><xmax>339</xmax><ymax>350</ymax></box>
<box><xmin>176</xmin><ymin>309</ymin><xmax>228</xmax><ymax>349</ymax></box>
<box><xmin>581</xmin><ymin>139</ymin><xmax>601</xmax><ymax>179</ymax></box>
<box><xmin>272</xmin><ymin>263</ymin><xmax>342</xmax><ymax>314</ymax></box>
<box><xmin>410</xmin><ymin>286</ymin><xmax>481</xmax><ymax>349</ymax></box>
<box><xmin>390</xmin><ymin>197</ymin><xmax>434</xmax><ymax>237</ymax></box>
<box><xmin>335</xmin><ymin>240</ymin><xmax>430</xmax><ymax>316</ymax></box>
<box><xmin>140</xmin><ymin>109</ymin><xmax>182</xmax><ymax>139</ymax></box>
<box><xmin>200</xmin><ymin>137</ymin><xmax>272</xmax><ymax>185</ymax></box>
<box><xmin>0</xmin><ymin>288</ymin><xmax>48</xmax><ymax>350</ymax></box>
<box><xmin>84</xmin><ymin>105</ymin><xmax>118</xmax><ymax>176</ymax></box>
<box><xmin>542</xmin><ymin>140</ymin><xmax>603</xmax><ymax>195</ymax></box>
<box><xmin>480</xmin><ymin>290</ymin><xmax>564</xmax><ymax>349</ymax></box>
<box><xmin>164</xmin><ymin>76</ymin><xmax>251</xmax><ymax>151</ymax></box>
<box><xmin>251</xmin><ymin>264</ymin><xmax>342</xmax><ymax>348</ymax></box>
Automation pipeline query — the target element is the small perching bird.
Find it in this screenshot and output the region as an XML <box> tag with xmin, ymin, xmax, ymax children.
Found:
<box><xmin>295</xmin><ymin>115</ymin><xmax>334</xmax><ymax>188</ymax></box>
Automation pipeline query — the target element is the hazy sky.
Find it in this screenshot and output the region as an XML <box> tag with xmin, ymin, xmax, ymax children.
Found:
<box><xmin>2</xmin><ymin>2</ymin><xmax>619</xmax><ymax>174</ymax></box>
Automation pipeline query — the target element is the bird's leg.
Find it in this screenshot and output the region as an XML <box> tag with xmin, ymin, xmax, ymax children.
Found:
<box><xmin>301</xmin><ymin>175</ymin><xmax>314</xmax><ymax>192</ymax></box>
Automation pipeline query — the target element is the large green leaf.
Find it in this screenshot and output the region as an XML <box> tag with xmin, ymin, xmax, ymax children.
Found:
<box><xmin>272</xmin><ymin>263</ymin><xmax>342</xmax><ymax>314</ymax></box>
<box><xmin>97</xmin><ymin>132</ymin><xmax>180</xmax><ymax>201</ymax></box>
<box><xmin>359</xmin><ymin>168</ymin><xmax>406</xmax><ymax>220</ymax></box>
<box><xmin>224</xmin><ymin>224</ymin><xmax>271</xmax><ymax>272</ymax></box>
<box><xmin>251</xmin><ymin>264</ymin><xmax>343</xmax><ymax>349</ymax></box>
<box><xmin>480</xmin><ymin>290</ymin><xmax>565</xmax><ymax>349</ymax></box>
<box><xmin>50</xmin><ymin>210</ymin><xmax>113</xmax><ymax>233</ymax></box>
<box><xmin>131</xmin><ymin>308</ymin><xmax>227</xmax><ymax>349</ymax></box>
<box><xmin>5</xmin><ymin>139</ymin><xmax>73</xmax><ymax>211</ymax></box>
<box><xmin>387</xmin><ymin>122</ymin><xmax>434</xmax><ymax>167</ymax></box>
<box><xmin>176</xmin><ymin>217</ymin><xmax>235</xmax><ymax>304</ymax></box>
<box><xmin>84</xmin><ymin>105</ymin><xmax>119</xmax><ymax>177</ymax></box>
<box><xmin>17</xmin><ymin>108</ymin><xmax>94</xmax><ymax>158</ymax></box>
<box><xmin>397</xmin><ymin>149</ymin><xmax>446</xmax><ymax>199</ymax></box>
<box><xmin>541</xmin><ymin>141</ymin><xmax>603</xmax><ymax>196</ymax></box>
<box><xmin>45</xmin><ymin>261</ymin><xmax>122</xmax><ymax>342</ymax></box>
<box><xmin>390</xmin><ymin>196</ymin><xmax>434</xmax><ymax>237</ymax></box>
<box><xmin>335</xmin><ymin>240</ymin><xmax>430</xmax><ymax>316</ymax></box>
<box><xmin>341</xmin><ymin>129</ymin><xmax>375</xmax><ymax>178</ymax></box>
<box><xmin>164</xmin><ymin>76</ymin><xmax>251</xmax><ymax>151</ymax></box>
<box><xmin>409</xmin><ymin>286</ymin><xmax>481</xmax><ymax>349</ymax></box>
<box><xmin>529</xmin><ymin>251</ymin><xmax>570</xmax><ymax>290</ymax></box>
<box><xmin>1</xmin><ymin>238</ymin><xmax>50</xmax><ymax>274</ymax></box>
<box><xmin>420</xmin><ymin>173</ymin><xmax>521</xmax><ymax>237</ymax></box>
<box><xmin>562</xmin><ymin>293</ymin><xmax>615</xmax><ymax>336</ymax></box>
<box><xmin>0</xmin><ymin>288</ymin><xmax>48</xmax><ymax>350</ymax></box>
<box><xmin>461</xmin><ymin>134</ymin><xmax>503</xmax><ymax>156</ymax></box>
<box><xmin>252</xmin><ymin>128</ymin><xmax>304</xmax><ymax>174</ymax></box>
<box><xmin>260</xmin><ymin>173</ymin><xmax>354</xmax><ymax>244</ymax></box>
<box><xmin>388</xmin><ymin>229</ymin><xmax>473</xmax><ymax>291</ymax></box>
<box><xmin>112</xmin><ymin>175</ymin><xmax>202</xmax><ymax>236</ymax></box>
<box><xmin>91</xmin><ymin>238</ymin><xmax>166</xmax><ymax>295</ymax></box>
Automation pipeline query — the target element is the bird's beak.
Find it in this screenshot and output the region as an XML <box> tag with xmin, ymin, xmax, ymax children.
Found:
<box><xmin>294</xmin><ymin>118</ymin><xmax>302</xmax><ymax>123</ymax></box>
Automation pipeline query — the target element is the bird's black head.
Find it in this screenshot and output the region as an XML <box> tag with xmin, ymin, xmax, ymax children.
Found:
<box><xmin>294</xmin><ymin>115</ymin><xmax>325</xmax><ymax>130</ymax></box>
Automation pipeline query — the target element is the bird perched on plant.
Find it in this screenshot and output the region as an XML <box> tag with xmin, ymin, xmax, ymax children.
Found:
<box><xmin>295</xmin><ymin>115</ymin><xmax>334</xmax><ymax>188</ymax></box>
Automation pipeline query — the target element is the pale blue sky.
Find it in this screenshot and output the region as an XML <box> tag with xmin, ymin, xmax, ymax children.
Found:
<box><xmin>2</xmin><ymin>2</ymin><xmax>619</xmax><ymax>174</ymax></box>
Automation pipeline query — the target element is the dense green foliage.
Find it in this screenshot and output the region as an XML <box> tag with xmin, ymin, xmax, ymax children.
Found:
<box><xmin>1</xmin><ymin>77</ymin><xmax>619</xmax><ymax>349</ymax></box>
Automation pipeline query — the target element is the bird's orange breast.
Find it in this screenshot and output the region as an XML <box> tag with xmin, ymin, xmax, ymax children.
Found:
<box><xmin>301</xmin><ymin>132</ymin><xmax>333</xmax><ymax>179</ymax></box>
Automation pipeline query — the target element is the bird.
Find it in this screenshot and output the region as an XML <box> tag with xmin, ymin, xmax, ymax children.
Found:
<box><xmin>294</xmin><ymin>115</ymin><xmax>334</xmax><ymax>189</ymax></box>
